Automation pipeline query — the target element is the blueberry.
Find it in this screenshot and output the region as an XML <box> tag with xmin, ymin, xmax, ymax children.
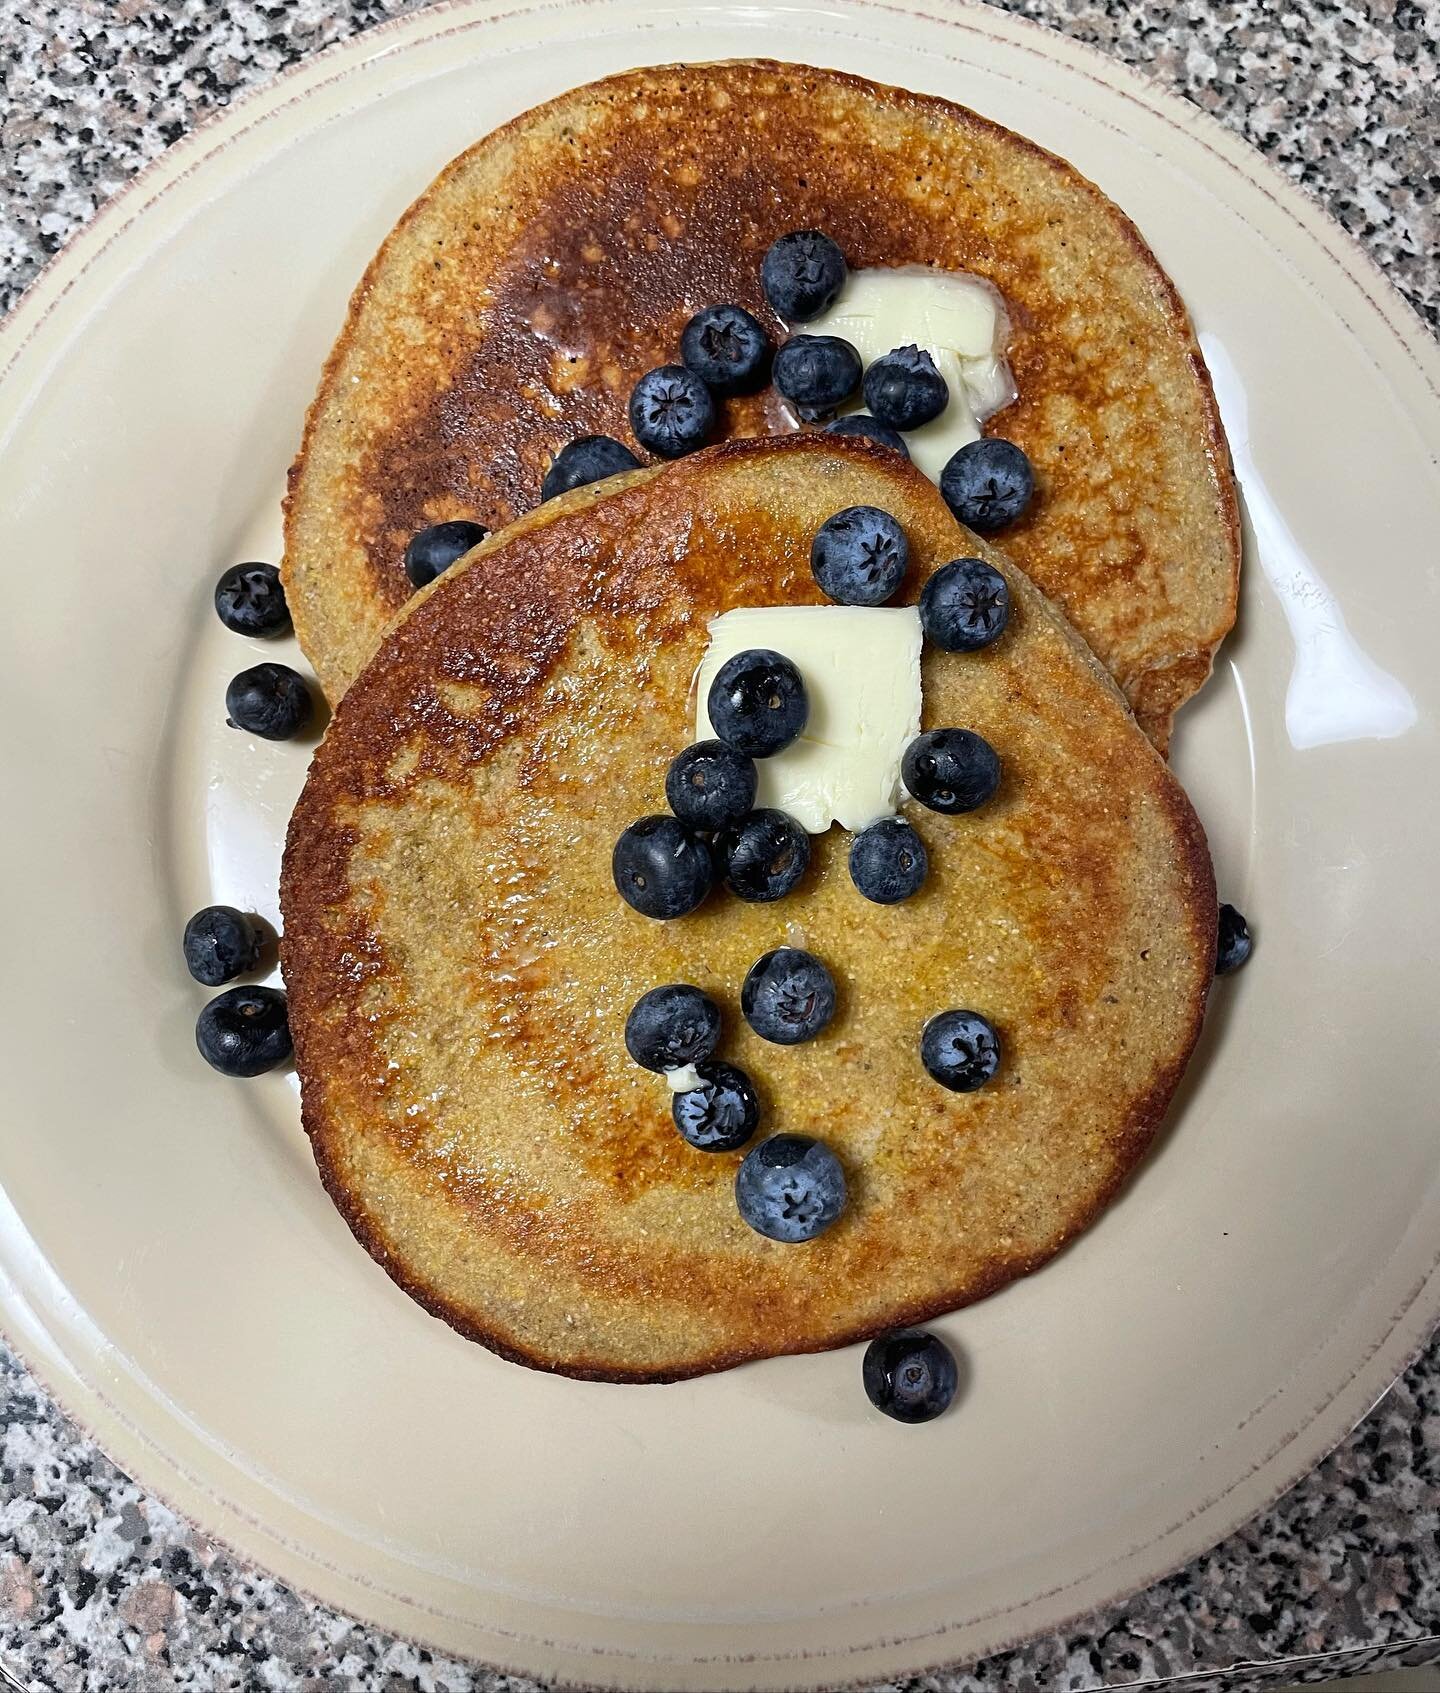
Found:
<box><xmin>902</xmin><ymin>728</ymin><xmax>1001</xmax><ymax>814</ymax></box>
<box><xmin>939</xmin><ymin>438</ymin><xmax>1035</xmax><ymax>533</ymax></box>
<box><xmin>760</xmin><ymin>230</ymin><xmax>847</xmax><ymax>323</ymax></box>
<box><xmin>182</xmin><ymin>905</ymin><xmax>264</xmax><ymax>987</ymax></box>
<box><xmin>735</xmin><ymin>1134</ymin><xmax>846</xmax><ymax>1242</ymax></box>
<box><xmin>772</xmin><ymin>335</ymin><xmax>862</xmax><ymax>422</ymax></box>
<box><xmin>612</xmin><ymin>815</ymin><xmax>715</xmax><ymax>919</ymax></box>
<box><xmin>862</xmin><ymin>1330</ymin><xmax>959</xmax><ymax>1423</ymax></box>
<box><xmin>716</xmin><ymin>810</ymin><xmax>811</xmax><ymax>903</ymax></box>
<box><xmin>195</xmin><ymin>985</ymin><xmax>292</xmax><ymax>1078</ymax></box>
<box><xmin>920</xmin><ymin>1009</ymin><xmax>1001</xmax><ymax>1092</ymax></box>
<box><xmin>707</xmin><ymin>648</ymin><xmax>808</xmax><ymax>758</ymax></box>
<box><xmin>1216</xmin><ymin>903</ymin><xmax>1253</xmax><ymax>975</ymax></box>
<box><xmin>672</xmin><ymin>1061</ymin><xmax>760</xmax><ymax>1152</ymax></box>
<box><xmin>741</xmin><ymin>947</ymin><xmax>836</xmax><ymax>1045</ymax></box>
<box><xmin>665</xmin><ymin>740</ymin><xmax>758</xmax><ymax>831</ymax></box>
<box><xmin>213</xmin><ymin>562</ymin><xmax>290</xmax><ymax>637</ymax></box>
<box><xmin>541</xmin><ymin>435</ymin><xmax>641</xmax><ymax>501</ymax></box>
<box><xmin>825</xmin><ymin>414</ymin><xmax>910</xmax><ymax>459</ymax></box>
<box><xmin>225</xmin><ymin>663</ymin><xmax>313</xmax><ymax>741</ymax></box>
<box><xmin>863</xmin><ymin>345</ymin><xmax>949</xmax><ymax>431</ymax></box>
<box><xmin>680</xmin><ymin>304</ymin><xmax>771</xmax><ymax>396</ymax></box>
<box><xmin>624</xmin><ymin>983</ymin><xmax>722</xmax><ymax>1072</ymax></box>
<box><xmin>810</xmin><ymin>505</ymin><xmax>909</xmax><ymax>606</ymax></box>
<box><xmin>849</xmin><ymin>817</ymin><xmax>928</xmax><ymax>904</ymax></box>
<box><xmin>919</xmin><ymin>558</ymin><xmax>1011</xmax><ymax>652</ymax></box>
<box><xmin>628</xmin><ymin>365</ymin><xmax>716</xmax><ymax>459</ymax></box>
<box><xmin>403</xmin><ymin>520</ymin><xmax>488</xmax><ymax>588</ymax></box>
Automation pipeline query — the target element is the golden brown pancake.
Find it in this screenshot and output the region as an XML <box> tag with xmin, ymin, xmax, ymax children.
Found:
<box><xmin>282</xmin><ymin>59</ymin><xmax>1239</xmax><ymax>749</ymax></box>
<box><xmin>280</xmin><ymin>437</ymin><xmax>1216</xmax><ymax>1382</ymax></box>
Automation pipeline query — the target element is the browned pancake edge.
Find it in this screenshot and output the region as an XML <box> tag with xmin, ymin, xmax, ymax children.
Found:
<box><xmin>282</xmin><ymin>436</ymin><xmax>1217</xmax><ymax>1382</ymax></box>
<box><xmin>282</xmin><ymin>60</ymin><xmax>1240</xmax><ymax>751</ymax></box>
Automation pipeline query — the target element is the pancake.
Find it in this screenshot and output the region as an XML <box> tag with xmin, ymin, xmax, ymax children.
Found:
<box><xmin>280</xmin><ymin>436</ymin><xmax>1216</xmax><ymax>1382</ymax></box>
<box><xmin>282</xmin><ymin>59</ymin><xmax>1239</xmax><ymax>749</ymax></box>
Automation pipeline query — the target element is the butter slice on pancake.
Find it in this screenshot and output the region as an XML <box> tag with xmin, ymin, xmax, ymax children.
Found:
<box><xmin>280</xmin><ymin>437</ymin><xmax>1216</xmax><ymax>1383</ymax></box>
<box><xmin>282</xmin><ymin>59</ymin><xmax>1239</xmax><ymax>749</ymax></box>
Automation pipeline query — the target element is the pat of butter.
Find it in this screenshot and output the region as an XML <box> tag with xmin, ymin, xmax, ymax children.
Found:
<box><xmin>804</xmin><ymin>265</ymin><xmax>1017</xmax><ymax>482</ymax></box>
<box><xmin>696</xmin><ymin>606</ymin><xmax>923</xmax><ymax>834</ymax></box>
<box><xmin>824</xmin><ymin>265</ymin><xmax>1001</xmax><ymax>357</ymax></box>
<box><xmin>664</xmin><ymin>1064</ymin><xmax>704</xmax><ymax>1093</ymax></box>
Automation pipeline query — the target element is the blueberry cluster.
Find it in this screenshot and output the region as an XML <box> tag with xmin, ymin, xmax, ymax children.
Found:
<box><xmin>801</xmin><ymin>504</ymin><xmax>1010</xmax><ymax>908</ymax></box>
<box><xmin>624</xmin><ymin>976</ymin><xmax>955</xmax><ymax>1415</ymax></box>
<box><xmin>623</xmin><ymin>962</ymin><xmax>846</xmax><ymax>1244</ymax></box>
<box><xmin>214</xmin><ymin>561</ymin><xmax>314</xmax><ymax>742</ymax></box>
<box><xmin>182</xmin><ymin>562</ymin><xmax>308</xmax><ymax>1077</ymax></box>
<box><xmin>612</xmin><ymin>647</ymin><xmax>814</xmax><ymax>921</ymax></box>
<box><xmin>626</xmin><ymin>975</ymin><xmax>960</xmax><ymax>1414</ymax></box>
<box><xmin>762</xmin><ymin>228</ymin><xmax>1036</xmax><ymax>536</ymax></box>
<box><xmin>529</xmin><ymin>226</ymin><xmax>1040</xmax><ymax>542</ymax></box>
<box><xmin>184</xmin><ymin>902</ymin><xmax>289</xmax><ymax>1077</ymax></box>
<box><xmin>541</xmin><ymin>301</ymin><xmax>774</xmax><ymax>497</ymax></box>
<box><xmin>812</xmin><ymin>508</ymin><xmax>1010</xmax><ymax>1093</ymax></box>
<box><xmin>781</xmin><ymin>323</ymin><xmax>1034</xmax><ymax>533</ymax></box>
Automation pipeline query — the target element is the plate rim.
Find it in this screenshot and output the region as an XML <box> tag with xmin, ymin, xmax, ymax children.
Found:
<box><xmin>2</xmin><ymin>0</ymin><xmax>1439</xmax><ymax>1686</ymax></box>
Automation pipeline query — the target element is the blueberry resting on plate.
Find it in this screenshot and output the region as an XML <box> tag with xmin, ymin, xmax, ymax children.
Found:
<box><xmin>196</xmin><ymin>985</ymin><xmax>292</xmax><ymax>1077</ymax></box>
<box><xmin>810</xmin><ymin>505</ymin><xmax>909</xmax><ymax>606</ymax></box>
<box><xmin>1216</xmin><ymin>903</ymin><xmax>1253</xmax><ymax>975</ymax></box>
<box><xmin>716</xmin><ymin>809</ymin><xmax>810</xmax><ymax>903</ymax></box>
<box><xmin>735</xmin><ymin>1134</ymin><xmax>847</xmax><ymax>1242</ymax></box>
<box><xmin>183</xmin><ymin>905</ymin><xmax>265</xmax><ymax>987</ymax></box>
<box><xmin>772</xmin><ymin>335</ymin><xmax>862</xmax><ymax>422</ymax></box>
<box><xmin>825</xmin><ymin>414</ymin><xmax>910</xmax><ymax>459</ymax></box>
<box><xmin>225</xmin><ymin>663</ymin><xmax>313</xmax><ymax>741</ymax></box>
<box><xmin>541</xmin><ymin>435</ymin><xmax>641</xmax><ymax>501</ymax></box>
<box><xmin>707</xmin><ymin>648</ymin><xmax>808</xmax><ymax>758</ymax></box>
<box><xmin>672</xmin><ymin>1061</ymin><xmax>761</xmax><ymax>1152</ymax></box>
<box><xmin>863</xmin><ymin>345</ymin><xmax>949</xmax><ymax>432</ymax></box>
<box><xmin>919</xmin><ymin>558</ymin><xmax>1011</xmax><ymax>652</ymax></box>
<box><xmin>665</xmin><ymin>739</ymin><xmax>758</xmax><ymax>832</ymax></box>
<box><xmin>849</xmin><ymin>817</ymin><xmax>928</xmax><ymax>905</ymax></box>
<box><xmin>628</xmin><ymin>365</ymin><xmax>716</xmax><ymax>458</ymax></box>
<box><xmin>624</xmin><ymin>983</ymin><xmax>722</xmax><ymax>1073</ymax></box>
<box><xmin>741</xmin><ymin>947</ymin><xmax>836</xmax><ymax>1045</ymax></box>
<box><xmin>213</xmin><ymin>562</ymin><xmax>290</xmax><ymax>638</ymax></box>
<box><xmin>862</xmin><ymin>1330</ymin><xmax>959</xmax><ymax>1423</ymax></box>
<box><xmin>612</xmin><ymin>815</ymin><xmax>715</xmax><ymax>919</ymax></box>
<box><xmin>760</xmin><ymin>230</ymin><xmax>847</xmax><ymax>323</ymax></box>
<box><xmin>939</xmin><ymin>438</ymin><xmax>1035</xmax><ymax>533</ymax></box>
<box><xmin>921</xmin><ymin>1008</ymin><xmax>1001</xmax><ymax>1092</ymax></box>
<box><xmin>680</xmin><ymin>304</ymin><xmax>772</xmax><ymax>396</ymax></box>
<box><xmin>403</xmin><ymin>520</ymin><xmax>488</xmax><ymax>588</ymax></box>
<box><xmin>902</xmin><ymin>728</ymin><xmax>1001</xmax><ymax>814</ymax></box>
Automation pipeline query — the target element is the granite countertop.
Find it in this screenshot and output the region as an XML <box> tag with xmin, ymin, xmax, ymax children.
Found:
<box><xmin>1</xmin><ymin>2</ymin><xmax>1437</xmax><ymax>1690</ymax></box>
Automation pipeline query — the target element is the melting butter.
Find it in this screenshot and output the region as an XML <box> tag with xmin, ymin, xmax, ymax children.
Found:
<box><xmin>803</xmin><ymin>265</ymin><xmax>1017</xmax><ymax>481</ymax></box>
<box><xmin>696</xmin><ymin>606</ymin><xmax>923</xmax><ymax>834</ymax></box>
<box><xmin>664</xmin><ymin>1064</ymin><xmax>704</xmax><ymax>1093</ymax></box>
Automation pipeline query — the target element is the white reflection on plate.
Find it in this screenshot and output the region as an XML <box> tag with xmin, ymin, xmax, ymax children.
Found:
<box><xmin>1201</xmin><ymin>333</ymin><xmax>1416</xmax><ymax>751</ymax></box>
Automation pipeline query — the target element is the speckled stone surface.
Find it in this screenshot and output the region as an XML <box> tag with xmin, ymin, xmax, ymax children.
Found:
<box><xmin>1</xmin><ymin>2</ymin><xmax>1438</xmax><ymax>1690</ymax></box>
<box><xmin>0</xmin><ymin>0</ymin><xmax>1435</xmax><ymax>331</ymax></box>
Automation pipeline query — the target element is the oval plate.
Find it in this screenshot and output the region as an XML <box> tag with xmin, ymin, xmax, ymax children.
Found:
<box><xmin>1</xmin><ymin>1</ymin><xmax>1437</xmax><ymax>1687</ymax></box>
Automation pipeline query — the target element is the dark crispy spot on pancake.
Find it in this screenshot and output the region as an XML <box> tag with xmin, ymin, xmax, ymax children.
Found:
<box><xmin>281</xmin><ymin>440</ymin><xmax>1217</xmax><ymax>1378</ymax></box>
<box><xmin>299</xmin><ymin>63</ymin><xmax>1236</xmax><ymax>739</ymax></box>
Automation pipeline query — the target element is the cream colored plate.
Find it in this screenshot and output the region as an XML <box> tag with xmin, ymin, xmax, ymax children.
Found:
<box><xmin>1</xmin><ymin>2</ymin><xmax>1437</xmax><ymax>1686</ymax></box>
